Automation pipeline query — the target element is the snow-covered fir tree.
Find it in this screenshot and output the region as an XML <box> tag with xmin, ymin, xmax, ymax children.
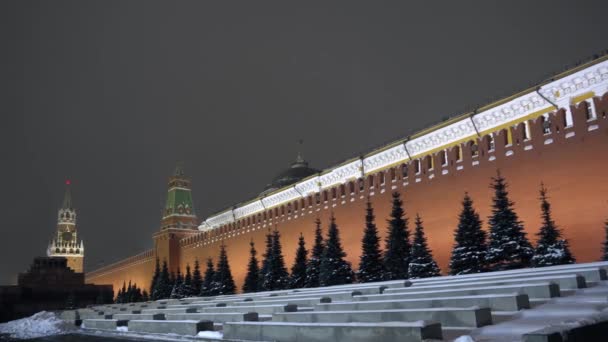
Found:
<box><xmin>531</xmin><ymin>183</ymin><xmax>575</xmax><ymax>267</ymax></box>
<box><xmin>191</xmin><ymin>259</ymin><xmax>203</xmax><ymax>295</ymax></box>
<box><xmin>258</xmin><ymin>231</ymin><xmax>273</xmax><ymax>291</ymax></box>
<box><xmin>304</xmin><ymin>218</ymin><xmax>324</xmax><ymax>288</ymax></box>
<box><xmin>383</xmin><ymin>191</ymin><xmax>411</xmax><ymax>280</ymax></box>
<box><xmin>289</xmin><ymin>233</ymin><xmax>308</xmax><ymax>289</ymax></box>
<box><xmin>141</xmin><ymin>290</ymin><xmax>149</xmax><ymax>302</ymax></box>
<box><xmin>263</xmin><ymin>229</ymin><xmax>290</xmax><ymax>291</ymax></box>
<box><xmin>486</xmin><ymin>171</ymin><xmax>534</xmax><ymax>271</ymax></box>
<box><xmin>149</xmin><ymin>257</ymin><xmax>160</xmax><ymax>300</ymax></box>
<box><xmin>603</xmin><ymin>219</ymin><xmax>608</xmax><ymax>261</ymax></box>
<box><xmin>200</xmin><ymin>258</ymin><xmax>215</xmax><ymax>296</ymax></box>
<box><xmin>183</xmin><ymin>264</ymin><xmax>194</xmax><ymax>297</ymax></box>
<box><xmin>319</xmin><ymin>214</ymin><xmax>355</xmax><ymax>286</ymax></box>
<box><xmin>357</xmin><ymin>199</ymin><xmax>385</xmax><ymax>282</ymax></box>
<box><xmin>449</xmin><ymin>193</ymin><xmax>488</xmax><ymax>275</ymax></box>
<box><xmin>170</xmin><ymin>268</ymin><xmax>185</xmax><ymax>299</ymax></box>
<box><xmin>243</xmin><ymin>240</ymin><xmax>260</xmax><ymax>293</ymax></box>
<box><xmin>211</xmin><ymin>243</ymin><xmax>236</xmax><ymax>295</ymax></box>
<box><xmin>408</xmin><ymin>214</ymin><xmax>441</xmax><ymax>278</ymax></box>
<box><xmin>153</xmin><ymin>259</ymin><xmax>171</xmax><ymax>299</ymax></box>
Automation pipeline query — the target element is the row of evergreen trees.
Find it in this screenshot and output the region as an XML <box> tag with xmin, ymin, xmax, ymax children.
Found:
<box><xmin>115</xmin><ymin>171</ymin><xmax>602</xmax><ymax>302</ymax></box>
<box><xmin>115</xmin><ymin>281</ymin><xmax>148</xmax><ymax>303</ymax></box>
<box><xmin>449</xmin><ymin>172</ymin><xmax>575</xmax><ymax>275</ymax></box>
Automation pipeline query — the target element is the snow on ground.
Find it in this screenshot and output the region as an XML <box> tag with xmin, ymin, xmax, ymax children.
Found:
<box><xmin>196</xmin><ymin>330</ymin><xmax>223</xmax><ymax>339</ymax></box>
<box><xmin>0</xmin><ymin>311</ymin><xmax>76</xmax><ymax>339</ymax></box>
<box><xmin>456</xmin><ymin>280</ymin><xmax>608</xmax><ymax>341</ymax></box>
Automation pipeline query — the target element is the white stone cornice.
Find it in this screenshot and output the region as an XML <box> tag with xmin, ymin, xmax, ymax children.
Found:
<box><xmin>233</xmin><ymin>200</ymin><xmax>265</xmax><ymax>220</ymax></box>
<box><xmin>261</xmin><ymin>187</ymin><xmax>301</xmax><ymax>209</ymax></box>
<box><xmin>295</xmin><ymin>176</ymin><xmax>320</xmax><ymax>195</ymax></box>
<box><xmin>201</xmin><ymin>210</ymin><xmax>234</xmax><ymax>230</ymax></box>
<box><xmin>319</xmin><ymin>159</ymin><xmax>362</xmax><ymax>188</ymax></box>
<box><xmin>363</xmin><ymin>145</ymin><xmax>407</xmax><ymax>174</ymax></box>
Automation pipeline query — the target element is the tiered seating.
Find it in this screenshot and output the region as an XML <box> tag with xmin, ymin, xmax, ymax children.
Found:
<box><xmin>63</xmin><ymin>261</ymin><xmax>608</xmax><ymax>341</ymax></box>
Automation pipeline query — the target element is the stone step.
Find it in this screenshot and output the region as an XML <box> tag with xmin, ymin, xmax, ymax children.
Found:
<box><xmin>272</xmin><ymin>307</ymin><xmax>492</xmax><ymax>328</ymax></box>
<box><xmin>113</xmin><ymin>313</ymin><xmax>165</xmax><ymax>321</ymax></box>
<box><xmin>141</xmin><ymin>307</ymin><xmax>198</xmax><ymax>314</ymax></box>
<box><xmin>223</xmin><ymin>321</ymin><xmax>443</xmax><ymax>342</ymax></box>
<box><xmin>166</xmin><ymin>312</ymin><xmax>258</xmax><ymax>323</ymax></box>
<box><xmin>201</xmin><ymin>304</ymin><xmax>304</xmax><ymax>315</ymax></box>
<box><xmin>82</xmin><ymin>319</ymin><xmax>128</xmax><ymax>331</ymax></box>
<box><xmin>316</xmin><ymin>293</ymin><xmax>529</xmax><ymax>312</ymax></box>
<box><xmin>411</xmin><ymin>262</ymin><xmax>608</xmax><ymax>284</ymax></box>
<box><xmin>257</xmin><ymin>290</ymin><xmax>361</xmax><ymax>302</ymax></box>
<box><xmin>127</xmin><ymin>319</ymin><xmax>214</xmax><ymax>336</ymax></box>
<box><xmin>357</xmin><ymin>282</ymin><xmax>560</xmax><ymax>300</ymax></box>
<box><xmin>231</xmin><ymin>297</ymin><xmax>331</xmax><ymax>307</ymax></box>
<box><xmin>387</xmin><ymin>275</ymin><xmax>585</xmax><ymax>293</ymax></box>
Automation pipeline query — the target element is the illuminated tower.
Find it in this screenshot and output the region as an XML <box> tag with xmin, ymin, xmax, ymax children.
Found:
<box><xmin>47</xmin><ymin>180</ymin><xmax>84</xmax><ymax>273</ymax></box>
<box><xmin>153</xmin><ymin>164</ymin><xmax>199</xmax><ymax>272</ymax></box>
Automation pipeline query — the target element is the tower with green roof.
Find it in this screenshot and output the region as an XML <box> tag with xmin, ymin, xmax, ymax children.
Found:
<box><xmin>153</xmin><ymin>163</ymin><xmax>200</xmax><ymax>273</ymax></box>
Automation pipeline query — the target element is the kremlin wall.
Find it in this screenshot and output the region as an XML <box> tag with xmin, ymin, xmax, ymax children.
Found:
<box><xmin>86</xmin><ymin>56</ymin><xmax>608</xmax><ymax>295</ymax></box>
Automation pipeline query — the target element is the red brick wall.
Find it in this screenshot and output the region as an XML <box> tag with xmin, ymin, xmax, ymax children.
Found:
<box><xmin>89</xmin><ymin>95</ymin><xmax>608</xmax><ymax>294</ymax></box>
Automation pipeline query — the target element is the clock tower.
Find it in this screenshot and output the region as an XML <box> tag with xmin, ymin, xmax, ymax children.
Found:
<box><xmin>47</xmin><ymin>180</ymin><xmax>84</xmax><ymax>273</ymax></box>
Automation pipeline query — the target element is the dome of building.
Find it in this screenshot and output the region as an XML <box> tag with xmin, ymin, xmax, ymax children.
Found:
<box><xmin>261</xmin><ymin>155</ymin><xmax>319</xmax><ymax>196</ymax></box>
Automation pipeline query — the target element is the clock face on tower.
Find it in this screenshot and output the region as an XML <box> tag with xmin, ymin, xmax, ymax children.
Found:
<box><xmin>62</xmin><ymin>231</ymin><xmax>73</xmax><ymax>242</ymax></box>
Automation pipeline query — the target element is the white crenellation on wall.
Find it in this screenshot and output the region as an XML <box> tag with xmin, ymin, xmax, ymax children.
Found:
<box><xmin>199</xmin><ymin>58</ymin><xmax>608</xmax><ymax>231</ymax></box>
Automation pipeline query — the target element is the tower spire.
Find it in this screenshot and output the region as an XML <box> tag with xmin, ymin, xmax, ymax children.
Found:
<box><xmin>62</xmin><ymin>179</ymin><xmax>72</xmax><ymax>209</ymax></box>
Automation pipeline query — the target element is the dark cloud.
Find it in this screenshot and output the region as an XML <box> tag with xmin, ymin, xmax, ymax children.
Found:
<box><xmin>1</xmin><ymin>0</ymin><xmax>606</xmax><ymax>284</ymax></box>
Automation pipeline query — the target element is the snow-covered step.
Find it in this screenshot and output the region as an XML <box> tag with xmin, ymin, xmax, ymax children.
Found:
<box><xmin>166</xmin><ymin>312</ymin><xmax>258</xmax><ymax>323</ymax></box>
<box><xmin>232</xmin><ymin>297</ymin><xmax>332</xmax><ymax>307</ymax></box>
<box><xmin>140</xmin><ymin>307</ymin><xmax>197</xmax><ymax>314</ymax></box>
<box><xmin>258</xmin><ymin>290</ymin><xmax>363</xmax><ymax>302</ymax></box>
<box><xmin>127</xmin><ymin>319</ymin><xmax>214</xmax><ymax>336</ymax></box>
<box><xmin>412</xmin><ymin>267</ymin><xmax>605</xmax><ymax>285</ymax></box>
<box><xmin>272</xmin><ymin>307</ymin><xmax>492</xmax><ymax>328</ymax></box>
<box><xmin>82</xmin><ymin>319</ymin><xmax>128</xmax><ymax>331</ymax></box>
<box><xmin>113</xmin><ymin>313</ymin><xmax>165</xmax><ymax>321</ymax></box>
<box><xmin>223</xmin><ymin>321</ymin><xmax>443</xmax><ymax>342</ymax></box>
<box><xmin>316</xmin><ymin>293</ymin><xmax>529</xmax><ymax>312</ymax></box>
<box><xmin>201</xmin><ymin>304</ymin><xmax>305</xmax><ymax>315</ymax></box>
<box><xmin>387</xmin><ymin>275</ymin><xmax>585</xmax><ymax>293</ymax></box>
<box><xmin>356</xmin><ymin>282</ymin><xmax>560</xmax><ymax>300</ymax></box>
<box><xmin>412</xmin><ymin>262</ymin><xmax>608</xmax><ymax>284</ymax></box>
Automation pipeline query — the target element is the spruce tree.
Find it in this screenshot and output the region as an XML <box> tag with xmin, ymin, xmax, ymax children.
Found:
<box><xmin>126</xmin><ymin>281</ymin><xmax>133</xmax><ymax>303</ymax></box>
<box><xmin>289</xmin><ymin>233</ymin><xmax>308</xmax><ymax>289</ymax></box>
<box><xmin>602</xmin><ymin>219</ymin><xmax>608</xmax><ymax>261</ymax></box>
<box><xmin>212</xmin><ymin>243</ymin><xmax>237</xmax><ymax>295</ymax></box>
<box><xmin>200</xmin><ymin>258</ymin><xmax>215</xmax><ymax>297</ymax></box>
<box><xmin>243</xmin><ymin>240</ymin><xmax>260</xmax><ymax>293</ymax></box>
<box><xmin>142</xmin><ymin>290</ymin><xmax>149</xmax><ymax>302</ymax></box>
<box><xmin>149</xmin><ymin>257</ymin><xmax>160</xmax><ymax>300</ymax></box>
<box><xmin>258</xmin><ymin>231</ymin><xmax>273</xmax><ymax>291</ymax></box>
<box><xmin>192</xmin><ymin>259</ymin><xmax>203</xmax><ymax>295</ymax></box>
<box><xmin>319</xmin><ymin>214</ymin><xmax>355</xmax><ymax>286</ymax></box>
<box><xmin>408</xmin><ymin>214</ymin><xmax>441</xmax><ymax>278</ymax></box>
<box><xmin>449</xmin><ymin>193</ymin><xmax>488</xmax><ymax>275</ymax></box>
<box><xmin>170</xmin><ymin>268</ymin><xmax>184</xmax><ymax>299</ymax></box>
<box><xmin>183</xmin><ymin>263</ymin><xmax>194</xmax><ymax>297</ymax></box>
<box><xmin>155</xmin><ymin>259</ymin><xmax>171</xmax><ymax>299</ymax></box>
<box><xmin>383</xmin><ymin>191</ymin><xmax>411</xmax><ymax>280</ymax></box>
<box><xmin>532</xmin><ymin>183</ymin><xmax>575</xmax><ymax>267</ymax></box>
<box><xmin>486</xmin><ymin>171</ymin><xmax>534</xmax><ymax>271</ymax></box>
<box><xmin>263</xmin><ymin>229</ymin><xmax>290</xmax><ymax>290</ymax></box>
<box><xmin>357</xmin><ymin>199</ymin><xmax>385</xmax><ymax>283</ymax></box>
<box><xmin>304</xmin><ymin>218</ymin><xmax>324</xmax><ymax>288</ymax></box>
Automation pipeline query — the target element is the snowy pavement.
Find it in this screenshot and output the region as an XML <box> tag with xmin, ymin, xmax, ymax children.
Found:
<box><xmin>459</xmin><ymin>281</ymin><xmax>608</xmax><ymax>341</ymax></box>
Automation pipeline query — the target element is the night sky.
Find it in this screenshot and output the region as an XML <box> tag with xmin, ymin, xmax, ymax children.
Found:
<box><xmin>1</xmin><ymin>1</ymin><xmax>607</xmax><ymax>285</ymax></box>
